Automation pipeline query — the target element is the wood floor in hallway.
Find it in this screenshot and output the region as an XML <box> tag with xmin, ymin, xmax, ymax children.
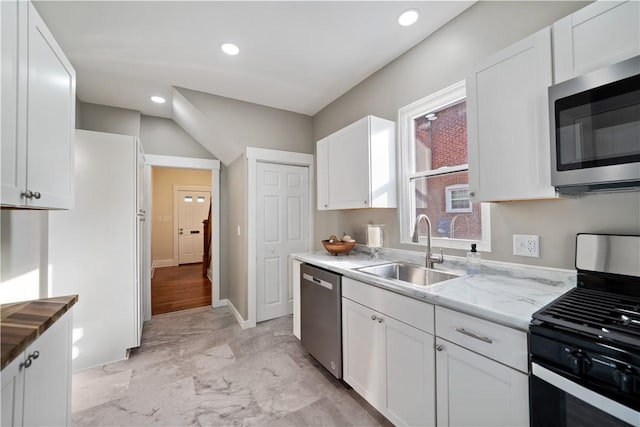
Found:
<box><xmin>151</xmin><ymin>263</ymin><xmax>211</xmax><ymax>315</ymax></box>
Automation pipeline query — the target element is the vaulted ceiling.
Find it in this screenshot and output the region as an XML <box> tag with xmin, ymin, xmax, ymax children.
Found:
<box><xmin>35</xmin><ymin>1</ymin><xmax>474</xmax><ymax>118</ymax></box>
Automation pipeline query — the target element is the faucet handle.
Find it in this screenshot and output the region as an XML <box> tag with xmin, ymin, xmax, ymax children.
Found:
<box><xmin>430</xmin><ymin>249</ymin><xmax>444</xmax><ymax>264</ymax></box>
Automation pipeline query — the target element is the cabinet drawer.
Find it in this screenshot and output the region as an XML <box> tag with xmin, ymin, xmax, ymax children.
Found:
<box><xmin>435</xmin><ymin>306</ymin><xmax>527</xmax><ymax>372</ymax></box>
<box><xmin>342</xmin><ymin>277</ymin><xmax>434</xmax><ymax>334</ymax></box>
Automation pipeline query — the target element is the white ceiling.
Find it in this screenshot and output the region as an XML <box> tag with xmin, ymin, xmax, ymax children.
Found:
<box><xmin>35</xmin><ymin>1</ymin><xmax>474</xmax><ymax>118</ymax></box>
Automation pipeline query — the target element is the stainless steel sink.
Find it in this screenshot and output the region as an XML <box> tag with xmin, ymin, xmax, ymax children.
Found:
<box><xmin>356</xmin><ymin>261</ymin><xmax>460</xmax><ymax>287</ymax></box>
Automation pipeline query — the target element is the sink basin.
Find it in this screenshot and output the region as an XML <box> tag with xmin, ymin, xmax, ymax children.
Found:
<box><xmin>356</xmin><ymin>261</ymin><xmax>460</xmax><ymax>287</ymax></box>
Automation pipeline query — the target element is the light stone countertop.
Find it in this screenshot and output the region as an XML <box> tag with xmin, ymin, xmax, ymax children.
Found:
<box><xmin>292</xmin><ymin>247</ymin><xmax>576</xmax><ymax>331</ymax></box>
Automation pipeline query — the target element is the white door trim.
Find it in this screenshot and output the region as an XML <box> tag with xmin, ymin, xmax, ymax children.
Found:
<box><xmin>246</xmin><ymin>147</ymin><xmax>314</xmax><ymax>329</ymax></box>
<box><xmin>173</xmin><ymin>185</ymin><xmax>212</xmax><ymax>265</ymax></box>
<box><xmin>143</xmin><ymin>155</ymin><xmax>222</xmax><ymax>321</ymax></box>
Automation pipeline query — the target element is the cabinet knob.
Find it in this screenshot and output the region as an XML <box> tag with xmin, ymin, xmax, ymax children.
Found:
<box><xmin>435</xmin><ymin>344</ymin><xmax>444</xmax><ymax>352</ymax></box>
<box><xmin>29</xmin><ymin>350</ymin><xmax>40</xmax><ymax>360</ymax></box>
<box><xmin>364</xmin><ymin>200</ymin><xmax>368</xmax><ymax>205</ymax></box>
<box><xmin>377</xmin><ymin>317</ymin><xmax>384</xmax><ymax>324</ymax></box>
<box><xmin>324</xmin><ymin>204</ymin><xmax>328</xmax><ymax>208</ymax></box>
<box><xmin>33</xmin><ymin>192</ymin><xmax>41</xmax><ymax>199</ymax></box>
<box><xmin>371</xmin><ymin>314</ymin><xmax>377</xmax><ymax>321</ymax></box>
<box><xmin>19</xmin><ymin>358</ymin><xmax>32</xmax><ymax>370</ymax></box>
<box><xmin>21</xmin><ymin>190</ymin><xmax>34</xmax><ymax>199</ymax></box>
<box><xmin>469</xmin><ymin>191</ymin><xmax>475</xmax><ymax>197</ymax></box>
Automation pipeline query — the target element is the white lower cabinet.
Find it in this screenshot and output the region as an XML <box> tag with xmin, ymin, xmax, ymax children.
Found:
<box><xmin>342</xmin><ymin>277</ymin><xmax>436</xmax><ymax>427</ymax></box>
<box><xmin>435</xmin><ymin>338</ymin><xmax>529</xmax><ymax>427</ymax></box>
<box><xmin>291</xmin><ymin>258</ymin><xmax>302</xmax><ymax>339</ymax></box>
<box><xmin>1</xmin><ymin>310</ymin><xmax>73</xmax><ymax>427</ymax></box>
<box><xmin>435</xmin><ymin>306</ymin><xmax>529</xmax><ymax>427</ymax></box>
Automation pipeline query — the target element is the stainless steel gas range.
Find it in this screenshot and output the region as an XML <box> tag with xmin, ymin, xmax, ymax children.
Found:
<box><xmin>529</xmin><ymin>234</ymin><xmax>640</xmax><ymax>427</ymax></box>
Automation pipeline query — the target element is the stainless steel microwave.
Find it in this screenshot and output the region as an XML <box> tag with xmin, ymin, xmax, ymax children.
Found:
<box><xmin>549</xmin><ymin>55</ymin><xmax>640</xmax><ymax>194</ymax></box>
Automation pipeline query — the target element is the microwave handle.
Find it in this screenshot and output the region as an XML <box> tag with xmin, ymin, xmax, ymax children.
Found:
<box><xmin>531</xmin><ymin>363</ymin><xmax>640</xmax><ymax>426</ymax></box>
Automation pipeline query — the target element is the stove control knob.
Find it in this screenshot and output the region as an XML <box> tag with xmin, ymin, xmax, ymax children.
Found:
<box><xmin>568</xmin><ymin>351</ymin><xmax>591</xmax><ymax>376</ymax></box>
<box><xmin>613</xmin><ymin>368</ymin><xmax>634</xmax><ymax>394</ymax></box>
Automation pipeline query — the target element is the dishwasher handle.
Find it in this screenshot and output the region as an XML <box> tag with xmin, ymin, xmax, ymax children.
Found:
<box><xmin>302</xmin><ymin>273</ymin><xmax>333</xmax><ymax>290</ymax></box>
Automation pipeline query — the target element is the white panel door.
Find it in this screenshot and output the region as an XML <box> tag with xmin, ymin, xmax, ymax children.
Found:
<box><xmin>178</xmin><ymin>190</ymin><xmax>210</xmax><ymax>264</ymax></box>
<box><xmin>435</xmin><ymin>338</ymin><xmax>529</xmax><ymax>427</ymax></box>
<box><xmin>256</xmin><ymin>162</ymin><xmax>309</xmax><ymax>322</ymax></box>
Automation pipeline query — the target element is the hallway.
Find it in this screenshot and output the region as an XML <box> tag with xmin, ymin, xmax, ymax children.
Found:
<box><xmin>151</xmin><ymin>263</ymin><xmax>212</xmax><ymax>315</ymax></box>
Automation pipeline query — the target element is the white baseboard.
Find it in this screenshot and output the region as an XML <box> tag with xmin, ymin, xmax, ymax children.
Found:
<box><xmin>213</xmin><ymin>298</ymin><xmax>228</xmax><ymax>308</ymax></box>
<box><xmin>226</xmin><ymin>299</ymin><xmax>252</xmax><ymax>329</ymax></box>
<box><xmin>152</xmin><ymin>259</ymin><xmax>174</xmax><ymax>269</ymax></box>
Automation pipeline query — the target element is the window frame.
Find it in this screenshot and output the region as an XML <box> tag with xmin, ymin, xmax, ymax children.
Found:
<box><xmin>397</xmin><ymin>80</ymin><xmax>491</xmax><ymax>251</ymax></box>
<box><xmin>445</xmin><ymin>184</ymin><xmax>472</xmax><ymax>213</ymax></box>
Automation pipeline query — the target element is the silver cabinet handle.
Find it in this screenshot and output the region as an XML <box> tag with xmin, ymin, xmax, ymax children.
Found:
<box><xmin>435</xmin><ymin>344</ymin><xmax>444</xmax><ymax>351</ymax></box>
<box><xmin>454</xmin><ymin>327</ymin><xmax>493</xmax><ymax>344</ymax></box>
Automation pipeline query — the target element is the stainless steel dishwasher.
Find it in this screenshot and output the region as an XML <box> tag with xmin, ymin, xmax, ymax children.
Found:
<box><xmin>300</xmin><ymin>263</ymin><xmax>342</xmax><ymax>379</ymax></box>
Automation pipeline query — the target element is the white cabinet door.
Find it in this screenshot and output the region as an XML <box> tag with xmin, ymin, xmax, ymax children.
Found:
<box><xmin>316</xmin><ymin>138</ymin><xmax>330</xmax><ymax>210</ymax></box>
<box><xmin>467</xmin><ymin>27</ymin><xmax>556</xmax><ymax>202</ymax></box>
<box><xmin>327</xmin><ymin>117</ymin><xmax>370</xmax><ymax>209</ymax></box>
<box><xmin>25</xmin><ymin>2</ymin><xmax>75</xmax><ymax>209</ymax></box>
<box><xmin>0</xmin><ymin>0</ymin><xmax>75</xmax><ymax>209</ymax></box>
<box><xmin>383</xmin><ymin>315</ymin><xmax>436</xmax><ymax>427</ymax></box>
<box><xmin>342</xmin><ymin>297</ymin><xmax>384</xmax><ymax>408</ymax></box>
<box><xmin>435</xmin><ymin>338</ymin><xmax>529</xmax><ymax>427</ymax></box>
<box><xmin>554</xmin><ymin>1</ymin><xmax>640</xmax><ymax>83</ymax></box>
<box><xmin>291</xmin><ymin>259</ymin><xmax>302</xmax><ymax>339</ymax></box>
<box><xmin>1</xmin><ymin>353</ymin><xmax>25</xmax><ymax>427</ymax></box>
<box><xmin>0</xmin><ymin>0</ymin><xmax>27</xmax><ymax>207</ymax></box>
<box><xmin>22</xmin><ymin>310</ymin><xmax>72</xmax><ymax>427</ymax></box>
<box><xmin>316</xmin><ymin>116</ymin><xmax>396</xmax><ymax>211</ymax></box>
<box><xmin>134</xmin><ymin>140</ymin><xmax>145</xmax><ymax>346</ymax></box>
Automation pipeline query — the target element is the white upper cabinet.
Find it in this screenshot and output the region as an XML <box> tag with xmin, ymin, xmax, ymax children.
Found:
<box><xmin>316</xmin><ymin>115</ymin><xmax>396</xmax><ymax>210</ymax></box>
<box><xmin>467</xmin><ymin>27</ymin><xmax>556</xmax><ymax>202</ymax></box>
<box><xmin>553</xmin><ymin>1</ymin><xmax>640</xmax><ymax>83</ymax></box>
<box><xmin>1</xmin><ymin>0</ymin><xmax>76</xmax><ymax>209</ymax></box>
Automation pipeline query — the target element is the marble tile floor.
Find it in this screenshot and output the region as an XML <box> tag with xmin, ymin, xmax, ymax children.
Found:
<box><xmin>72</xmin><ymin>306</ymin><xmax>393</xmax><ymax>427</ymax></box>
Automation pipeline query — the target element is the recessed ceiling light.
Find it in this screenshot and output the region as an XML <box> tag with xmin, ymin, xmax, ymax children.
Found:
<box><xmin>150</xmin><ymin>96</ymin><xmax>166</xmax><ymax>104</ymax></box>
<box><xmin>221</xmin><ymin>43</ymin><xmax>240</xmax><ymax>56</ymax></box>
<box><xmin>398</xmin><ymin>9</ymin><xmax>419</xmax><ymax>27</ymax></box>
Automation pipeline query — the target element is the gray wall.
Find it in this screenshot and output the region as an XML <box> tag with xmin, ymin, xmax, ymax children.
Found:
<box><xmin>311</xmin><ymin>1</ymin><xmax>640</xmax><ymax>270</ymax></box>
<box><xmin>77</xmin><ymin>101</ymin><xmax>141</xmax><ymax>136</ymax></box>
<box><xmin>175</xmin><ymin>87</ymin><xmax>314</xmax><ymax>165</ymax></box>
<box><xmin>139</xmin><ymin>115</ymin><xmax>216</xmax><ymax>159</ymax></box>
<box><xmin>226</xmin><ymin>156</ymin><xmax>248</xmax><ymax>318</ymax></box>
<box><xmin>0</xmin><ymin>210</ymin><xmax>48</xmax><ymax>303</ymax></box>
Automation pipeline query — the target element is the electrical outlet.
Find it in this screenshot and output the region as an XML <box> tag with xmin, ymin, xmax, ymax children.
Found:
<box><xmin>513</xmin><ymin>234</ymin><xmax>539</xmax><ymax>257</ymax></box>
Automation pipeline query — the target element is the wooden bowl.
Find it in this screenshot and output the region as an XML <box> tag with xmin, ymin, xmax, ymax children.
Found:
<box><xmin>321</xmin><ymin>240</ymin><xmax>356</xmax><ymax>256</ymax></box>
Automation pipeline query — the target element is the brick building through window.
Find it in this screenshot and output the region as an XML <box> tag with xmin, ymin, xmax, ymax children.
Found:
<box><xmin>412</xmin><ymin>101</ymin><xmax>482</xmax><ymax>240</ymax></box>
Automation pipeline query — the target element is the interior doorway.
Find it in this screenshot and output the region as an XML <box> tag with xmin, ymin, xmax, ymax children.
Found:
<box><xmin>150</xmin><ymin>166</ymin><xmax>212</xmax><ymax>315</ymax></box>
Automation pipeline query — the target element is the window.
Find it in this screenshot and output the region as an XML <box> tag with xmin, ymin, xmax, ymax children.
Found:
<box><xmin>397</xmin><ymin>81</ymin><xmax>491</xmax><ymax>250</ymax></box>
<box><xmin>446</xmin><ymin>184</ymin><xmax>471</xmax><ymax>213</ymax></box>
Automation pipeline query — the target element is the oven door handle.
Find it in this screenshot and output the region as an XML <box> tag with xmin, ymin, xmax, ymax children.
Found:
<box><xmin>532</xmin><ymin>363</ymin><xmax>640</xmax><ymax>426</ymax></box>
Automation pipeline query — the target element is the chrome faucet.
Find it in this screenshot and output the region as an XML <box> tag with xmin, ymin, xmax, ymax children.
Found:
<box><xmin>411</xmin><ymin>214</ymin><xmax>444</xmax><ymax>269</ymax></box>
